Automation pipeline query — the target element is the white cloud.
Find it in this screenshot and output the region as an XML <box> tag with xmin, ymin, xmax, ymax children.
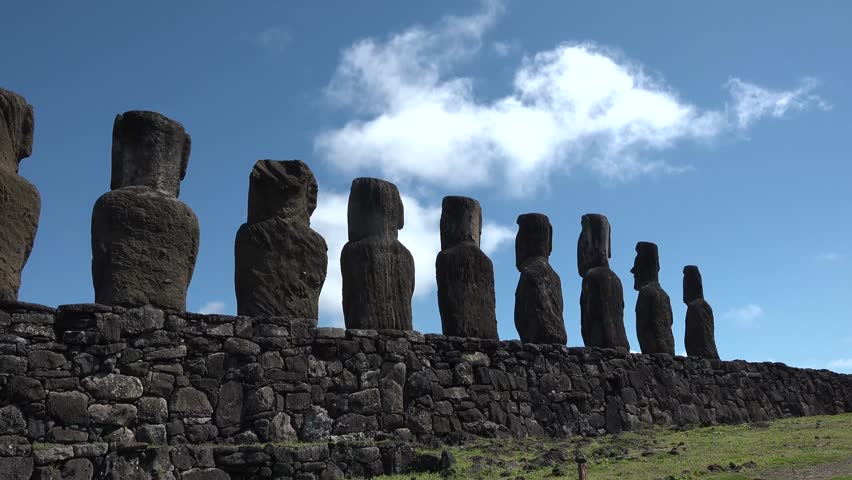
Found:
<box><xmin>257</xmin><ymin>26</ymin><xmax>291</xmax><ymax>54</ymax></box>
<box><xmin>312</xmin><ymin>188</ymin><xmax>513</xmax><ymax>327</ymax></box>
<box><xmin>827</xmin><ymin>358</ymin><xmax>852</xmax><ymax>372</ymax></box>
<box><xmin>726</xmin><ymin>77</ymin><xmax>830</xmax><ymax>129</ymax></box>
<box><xmin>815</xmin><ymin>252</ymin><xmax>844</xmax><ymax>262</ymax></box>
<box><xmin>492</xmin><ymin>40</ymin><xmax>518</xmax><ymax>57</ymax></box>
<box><xmin>198</xmin><ymin>301</ymin><xmax>227</xmax><ymax>315</ymax></box>
<box><xmin>315</xmin><ymin>1</ymin><xmax>828</xmax><ymax>195</ymax></box>
<box><xmin>723</xmin><ymin>303</ymin><xmax>764</xmax><ymax>326</ymax></box>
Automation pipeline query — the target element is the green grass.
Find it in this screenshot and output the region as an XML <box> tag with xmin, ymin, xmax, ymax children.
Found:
<box><xmin>378</xmin><ymin>413</ymin><xmax>852</xmax><ymax>480</ymax></box>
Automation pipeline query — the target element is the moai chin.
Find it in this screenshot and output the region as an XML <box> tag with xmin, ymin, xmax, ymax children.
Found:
<box><xmin>631</xmin><ymin>241</ymin><xmax>675</xmax><ymax>354</ymax></box>
<box><xmin>234</xmin><ymin>160</ymin><xmax>328</xmax><ymax>321</ymax></box>
<box><xmin>341</xmin><ymin>177</ymin><xmax>414</xmax><ymax>330</ymax></box>
<box><xmin>91</xmin><ymin>111</ymin><xmax>200</xmax><ymax>311</ymax></box>
<box><xmin>0</xmin><ymin>88</ymin><xmax>40</xmax><ymax>302</ymax></box>
<box><xmin>577</xmin><ymin>214</ymin><xmax>629</xmax><ymax>349</ymax></box>
<box><xmin>436</xmin><ymin>196</ymin><xmax>498</xmax><ymax>339</ymax></box>
<box><xmin>682</xmin><ymin>265</ymin><xmax>720</xmax><ymax>359</ymax></box>
<box><xmin>514</xmin><ymin>213</ymin><xmax>566</xmax><ymax>344</ymax></box>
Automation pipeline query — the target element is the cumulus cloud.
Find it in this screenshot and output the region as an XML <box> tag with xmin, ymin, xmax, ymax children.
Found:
<box><xmin>312</xmin><ymin>189</ymin><xmax>513</xmax><ymax>327</ymax></box>
<box><xmin>315</xmin><ymin>1</ymin><xmax>828</xmax><ymax>195</ymax></box>
<box><xmin>198</xmin><ymin>301</ymin><xmax>228</xmax><ymax>315</ymax></box>
<box><xmin>828</xmin><ymin>358</ymin><xmax>852</xmax><ymax>372</ymax></box>
<box><xmin>723</xmin><ymin>304</ymin><xmax>764</xmax><ymax>326</ymax></box>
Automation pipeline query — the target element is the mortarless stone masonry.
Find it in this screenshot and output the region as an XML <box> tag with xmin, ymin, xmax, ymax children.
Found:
<box><xmin>1</xmin><ymin>301</ymin><xmax>849</xmax><ymax>479</ymax></box>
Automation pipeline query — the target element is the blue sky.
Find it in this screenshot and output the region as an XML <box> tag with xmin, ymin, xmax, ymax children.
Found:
<box><xmin>4</xmin><ymin>1</ymin><xmax>851</xmax><ymax>372</ymax></box>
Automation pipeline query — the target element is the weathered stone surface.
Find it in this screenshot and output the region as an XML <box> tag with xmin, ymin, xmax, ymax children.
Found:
<box><xmin>0</xmin><ymin>406</ymin><xmax>26</xmax><ymax>434</ymax></box>
<box><xmin>577</xmin><ymin>214</ymin><xmax>629</xmax><ymax>349</ymax></box>
<box><xmin>216</xmin><ymin>381</ymin><xmax>243</xmax><ymax>428</ymax></box>
<box><xmin>235</xmin><ymin>160</ymin><xmax>328</xmax><ymax>321</ymax></box>
<box><xmin>436</xmin><ymin>196</ymin><xmax>498</xmax><ymax>339</ymax></box>
<box><xmin>341</xmin><ymin>178</ymin><xmax>414</xmax><ymax>330</ymax></box>
<box><xmin>88</xmin><ymin>403</ymin><xmax>137</xmax><ymax>426</ymax></box>
<box><xmin>4</xmin><ymin>375</ymin><xmax>45</xmax><ymax>402</ymax></box>
<box><xmin>137</xmin><ymin>396</ymin><xmax>168</xmax><ymax>423</ymax></box>
<box><xmin>82</xmin><ymin>374</ymin><xmax>143</xmax><ymax>402</ymax></box>
<box><xmin>46</xmin><ymin>392</ymin><xmax>89</xmax><ymax>426</ymax></box>
<box><xmin>60</xmin><ymin>458</ymin><xmax>94</xmax><ymax>480</ymax></box>
<box><xmin>0</xmin><ymin>88</ymin><xmax>39</xmax><ymax>303</ymax></box>
<box><xmin>514</xmin><ymin>213</ymin><xmax>566</xmax><ymax>344</ymax></box>
<box><xmin>170</xmin><ymin>387</ymin><xmax>213</xmax><ymax>417</ymax></box>
<box><xmin>183</xmin><ymin>468</ymin><xmax>229</xmax><ymax>480</ymax></box>
<box><xmin>683</xmin><ymin>265</ymin><xmax>720</xmax><ymax>359</ymax></box>
<box><xmin>632</xmin><ymin>242</ymin><xmax>675</xmax><ymax>355</ymax></box>
<box><xmin>91</xmin><ymin>111</ymin><xmax>199</xmax><ymax>311</ymax></box>
<box><xmin>0</xmin><ymin>456</ymin><xmax>33</xmax><ymax>480</ymax></box>
<box><xmin>110</xmin><ymin>110</ymin><xmax>191</xmax><ymax>197</ymax></box>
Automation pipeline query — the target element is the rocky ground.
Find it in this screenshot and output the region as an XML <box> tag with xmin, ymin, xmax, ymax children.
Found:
<box><xmin>390</xmin><ymin>413</ymin><xmax>852</xmax><ymax>480</ymax></box>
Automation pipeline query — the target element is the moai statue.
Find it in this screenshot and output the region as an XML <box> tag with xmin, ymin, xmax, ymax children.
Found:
<box><xmin>341</xmin><ymin>178</ymin><xmax>414</xmax><ymax>330</ymax></box>
<box><xmin>683</xmin><ymin>265</ymin><xmax>720</xmax><ymax>359</ymax></box>
<box><xmin>631</xmin><ymin>242</ymin><xmax>675</xmax><ymax>354</ymax></box>
<box><xmin>234</xmin><ymin>160</ymin><xmax>328</xmax><ymax>321</ymax></box>
<box><xmin>0</xmin><ymin>89</ymin><xmax>39</xmax><ymax>302</ymax></box>
<box><xmin>91</xmin><ymin>111</ymin><xmax>199</xmax><ymax>310</ymax></box>
<box><xmin>514</xmin><ymin>213</ymin><xmax>566</xmax><ymax>344</ymax></box>
<box><xmin>577</xmin><ymin>214</ymin><xmax>629</xmax><ymax>349</ymax></box>
<box><xmin>436</xmin><ymin>196</ymin><xmax>498</xmax><ymax>339</ymax></box>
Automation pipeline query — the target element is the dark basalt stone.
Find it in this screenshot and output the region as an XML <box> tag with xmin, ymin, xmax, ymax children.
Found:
<box><xmin>234</xmin><ymin>160</ymin><xmax>328</xmax><ymax>321</ymax></box>
<box><xmin>514</xmin><ymin>213</ymin><xmax>566</xmax><ymax>344</ymax></box>
<box><xmin>0</xmin><ymin>88</ymin><xmax>39</xmax><ymax>302</ymax></box>
<box><xmin>91</xmin><ymin>111</ymin><xmax>199</xmax><ymax>311</ymax></box>
<box><xmin>683</xmin><ymin>265</ymin><xmax>719</xmax><ymax>359</ymax></box>
<box><xmin>341</xmin><ymin>178</ymin><xmax>414</xmax><ymax>330</ymax></box>
<box><xmin>577</xmin><ymin>214</ymin><xmax>629</xmax><ymax>349</ymax></box>
<box><xmin>631</xmin><ymin>242</ymin><xmax>675</xmax><ymax>354</ymax></box>
<box><xmin>435</xmin><ymin>196</ymin><xmax>497</xmax><ymax>339</ymax></box>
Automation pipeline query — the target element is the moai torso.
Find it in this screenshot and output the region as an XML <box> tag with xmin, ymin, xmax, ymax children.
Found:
<box><xmin>91</xmin><ymin>111</ymin><xmax>199</xmax><ymax>310</ymax></box>
<box><xmin>436</xmin><ymin>196</ymin><xmax>498</xmax><ymax>339</ymax></box>
<box><xmin>341</xmin><ymin>178</ymin><xmax>414</xmax><ymax>330</ymax></box>
<box><xmin>683</xmin><ymin>265</ymin><xmax>719</xmax><ymax>359</ymax></box>
<box><xmin>234</xmin><ymin>160</ymin><xmax>328</xmax><ymax>321</ymax></box>
<box><xmin>577</xmin><ymin>214</ymin><xmax>629</xmax><ymax>349</ymax></box>
<box><xmin>632</xmin><ymin>242</ymin><xmax>675</xmax><ymax>355</ymax></box>
<box><xmin>514</xmin><ymin>213</ymin><xmax>566</xmax><ymax>344</ymax></box>
<box><xmin>0</xmin><ymin>89</ymin><xmax>40</xmax><ymax>302</ymax></box>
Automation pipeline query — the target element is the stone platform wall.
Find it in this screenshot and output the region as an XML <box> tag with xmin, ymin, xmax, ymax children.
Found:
<box><xmin>1</xmin><ymin>302</ymin><xmax>851</xmax><ymax>479</ymax></box>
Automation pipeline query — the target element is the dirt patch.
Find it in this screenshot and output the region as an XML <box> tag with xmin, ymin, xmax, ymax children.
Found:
<box><xmin>752</xmin><ymin>456</ymin><xmax>852</xmax><ymax>480</ymax></box>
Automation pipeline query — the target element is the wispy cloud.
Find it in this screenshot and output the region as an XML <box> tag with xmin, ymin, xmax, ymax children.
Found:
<box><xmin>723</xmin><ymin>303</ymin><xmax>764</xmax><ymax>326</ymax></box>
<box><xmin>827</xmin><ymin>358</ymin><xmax>852</xmax><ymax>373</ymax></box>
<box><xmin>198</xmin><ymin>301</ymin><xmax>227</xmax><ymax>315</ymax></box>
<box><xmin>311</xmin><ymin>189</ymin><xmax>513</xmax><ymax>328</ymax></box>
<box><xmin>815</xmin><ymin>252</ymin><xmax>844</xmax><ymax>262</ymax></box>
<box><xmin>726</xmin><ymin>77</ymin><xmax>830</xmax><ymax>129</ymax></box>
<box><xmin>492</xmin><ymin>40</ymin><xmax>519</xmax><ymax>57</ymax></box>
<box><xmin>257</xmin><ymin>26</ymin><xmax>291</xmax><ymax>54</ymax></box>
<box><xmin>315</xmin><ymin>0</ymin><xmax>829</xmax><ymax>196</ymax></box>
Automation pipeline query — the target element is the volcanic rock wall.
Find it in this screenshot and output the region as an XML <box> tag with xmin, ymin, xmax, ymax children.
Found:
<box><xmin>1</xmin><ymin>302</ymin><xmax>851</xmax><ymax>479</ymax></box>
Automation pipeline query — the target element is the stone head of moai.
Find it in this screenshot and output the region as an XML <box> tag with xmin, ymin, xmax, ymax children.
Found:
<box><xmin>631</xmin><ymin>241</ymin><xmax>660</xmax><ymax>291</ymax></box>
<box><xmin>347</xmin><ymin>177</ymin><xmax>404</xmax><ymax>241</ymax></box>
<box><xmin>0</xmin><ymin>88</ymin><xmax>35</xmax><ymax>173</ymax></box>
<box><xmin>110</xmin><ymin>111</ymin><xmax>192</xmax><ymax>197</ymax></box>
<box><xmin>515</xmin><ymin>213</ymin><xmax>552</xmax><ymax>270</ymax></box>
<box><xmin>247</xmin><ymin>160</ymin><xmax>318</xmax><ymax>224</ymax></box>
<box><xmin>440</xmin><ymin>196</ymin><xmax>482</xmax><ymax>249</ymax></box>
<box><xmin>577</xmin><ymin>213</ymin><xmax>611</xmax><ymax>277</ymax></box>
<box><xmin>683</xmin><ymin>265</ymin><xmax>704</xmax><ymax>304</ymax></box>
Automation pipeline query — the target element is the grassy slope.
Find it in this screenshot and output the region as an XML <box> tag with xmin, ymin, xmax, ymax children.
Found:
<box><xmin>378</xmin><ymin>413</ymin><xmax>852</xmax><ymax>480</ymax></box>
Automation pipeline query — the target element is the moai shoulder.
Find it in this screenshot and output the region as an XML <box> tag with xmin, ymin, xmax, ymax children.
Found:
<box><xmin>436</xmin><ymin>196</ymin><xmax>498</xmax><ymax>339</ymax></box>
